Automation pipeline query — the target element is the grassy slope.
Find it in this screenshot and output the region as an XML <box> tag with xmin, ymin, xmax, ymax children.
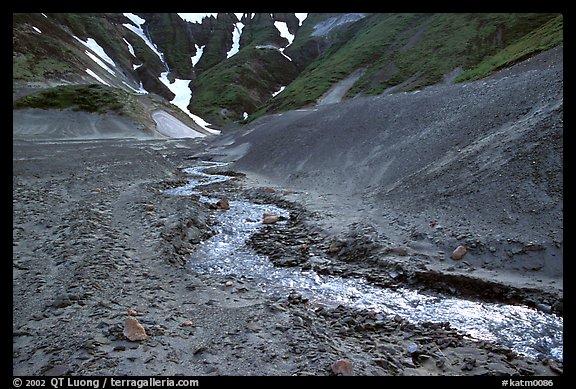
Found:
<box><xmin>190</xmin><ymin>46</ymin><xmax>298</xmax><ymax>124</ymax></box>
<box><xmin>13</xmin><ymin>84</ymin><xmax>129</xmax><ymax>113</ymax></box>
<box><xmin>256</xmin><ymin>13</ymin><xmax>561</xmax><ymax>117</ymax></box>
<box><xmin>13</xmin><ymin>13</ymin><xmax>82</xmax><ymax>82</ymax></box>
<box><xmin>144</xmin><ymin>13</ymin><xmax>194</xmax><ymax>79</ymax></box>
<box><xmin>456</xmin><ymin>14</ymin><xmax>563</xmax><ymax>82</ymax></box>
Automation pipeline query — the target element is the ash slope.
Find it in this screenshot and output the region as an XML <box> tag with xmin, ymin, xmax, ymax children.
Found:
<box><xmin>214</xmin><ymin>46</ymin><xmax>563</xmax><ymax>294</ymax></box>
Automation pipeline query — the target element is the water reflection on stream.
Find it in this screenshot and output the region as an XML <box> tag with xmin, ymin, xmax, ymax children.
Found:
<box><xmin>164</xmin><ymin>161</ymin><xmax>563</xmax><ymax>362</ymax></box>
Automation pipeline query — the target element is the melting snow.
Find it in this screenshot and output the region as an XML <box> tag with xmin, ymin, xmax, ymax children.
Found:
<box><xmin>158</xmin><ymin>72</ymin><xmax>220</xmax><ymax>135</ymax></box>
<box><xmin>227</xmin><ymin>22</ymin><xmax>244</xmax><ymax>58</ymax></box>
<box><xmin>83</xmin><ymin>50</ymin><xmax>116</xmax><ymax>76</ymax></box>
<box><xmin>274</xmin><ymin>21</ymin><xmax>294</xmax><ymax>47</ymax></box>
<box><xmin>122</xmin><ymin>80</ymin><xmax>148</xmax><ymax>94</ymax></box>
<box><xmin>73</xmin><ymin>36</ymin><xmax>116</xmax><ymax>67</ymax></box>
<box><xmin>295</xmin><ymin>13</ymin><xmax>308</xmax><ymax>26</ymax></box>
<box><xmin>32</xmin><ymin>26</ymin><xmax>41</xmax><ymax>33</ymax></box>
<box><xmin>133</xmin><ymin>63</ymin><xmax>142</xmax><ymax>70</ymax></box>
<box><xmin>122</xmin><ymin>13</ymin><xmax>166</xmax><ymax>65</ymax></box>
<box><xmin>191</xmin><ymin>44</ymin><xmax>205</xmax><ymax>67</ymax></box>
<box><xmin>243</xmin><ymin>112</ymin><xmax>248</xmax><ymax>120</ymax></box>
<box><xmin>124</xmin><ymin>12</ymin><xmax>218</xmax><ymax>134</ymax></box>
<box><xmin>41</xmin><ymin>13</ymin><xmax>48</xmax><ymax>18</ymax></box>
<box><xmin>123</xmin><ymin>38</ymin><xmax>136</xmax><ymax>57</ymax></box>
<box><xmin>255</xmin><ymin>45</ymin><xmax>292</xmax><ymax>62</ymax></box>
<box><xmin>272</xmin><ymin>86</ymin><xmax>285</xmax><ymax>97</ymax></box>
<box><xmin>85</xmin><ymin>69</ymin><xmax>111</xmax><ymax>86</ymax></box>
<box><xmin>123</xmin><ymin>12</ymin><xmax>145</xmax><ymax>26</ymax></box>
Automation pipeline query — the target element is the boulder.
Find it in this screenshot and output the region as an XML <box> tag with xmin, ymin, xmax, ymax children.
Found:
<box><xmin>451</xmin><ymin>245</ymin><xmax>467</xmax><ymax>260</ymax></box>
<box><xmin>215</xmin><ymin>198</ymin><xmax>230</xmax><ymax>210</ymax></box>
<box><xmin>263</xmin><ymin>213</ymin><xmax>280</xmax><ymax>224</ymax></box>
<box><xmin>123</xmin><ymin>317</ymin><xmax>147</xmax><ymax>341</ymax></box>
<box><xmin>331</xmin><ymin>359</ymin><xmax>354</xmax><ymax>376</ymax></box>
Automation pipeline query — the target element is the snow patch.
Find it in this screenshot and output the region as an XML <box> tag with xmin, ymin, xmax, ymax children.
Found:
<box><xmin>123</xmin><ymin>38</ymin><xmax>136</xmax><ymax>57</ymax></box>
<box><xmin>123</xmin><ymin>12</ymin><xmax>145</xmax><ymax>26</ymax></box>
<box><xmin>73</xmin><ymin>36</ymin><xmax>116</xmax><ymax>67</ymax></box>
<box><xmin>158</xmin><ymin>72</ymin><xmax>220</xmax><ymax>135</ymax></box>
<box><xmin>295</xmin><ymin>13</ymin><xmax>308</xmax><ymax>26</ymax></box>
<box><xmin>255</xmin><ymin>45</ymin><xmax>292</xmax><ymax>62</ymax></box>
<box><xmin>85</xmin><ymin>69</ymin><xmax>111</xmax><ymax>86</ymax></box>
<box><xmin>227</xmin><ymin>22</ymin><xmax>244</xmax><ymax>58</ymax></box>
<box><xmin>83</xmin><ymin>50</ymin><xmax>116</xmax><ymax>76</ymax></box>
<box><xmin>122</xmin><ymin>14</ymin><xmax>166</xmax><ymax>65</ymax></box>
<box><xmin>41</xmin><ymin>13</ymin><xmax>48</xmax><ymax>18</ymax></box>
<box><xmin>133</xmin><ymin>63</ymin><xmax>142</xmax><ymax>70</ymax></box>
<box><xmin>32</xmin><ymin>26</ymin><xmax>41</xmax><ymax>33</ymax></box>
<box><xmin>234</xmin><ymin>13</ymin><xmax>244</xmax><ymax>21</ymax></box>
<box><xmin>272</xmin><ymin>86</ymin><xmax>285</xmax><ymax>97</ymax></box>
<box><xmin>191</xmin><ymin>44</ymin><xmax>205</xmax><ymax>67</ymax></box>
<box><xmin>274</xmin><ymin>21</ymin><xmax>294</xmax><ymax>47</ymax></box>
<box><xmin>243</xmin><ymin>112</ymin><xmax>248</xmax><ymax>120</ymax></box>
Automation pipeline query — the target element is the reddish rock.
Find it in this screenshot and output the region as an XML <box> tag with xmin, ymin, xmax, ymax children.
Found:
<box><xmin>451</xmin><ymin>245</ymin><xmax>467</xmax><ymax>260</ymax></box>
<box><xmin>263</xmin><ymin>213</ymin><xmax>280</xmax><ymax>224</ymax></box>
<box><xmin>225</xmin><ymin>280</ymin><xmax>233</xmax><ymax>287</ymax></box>
<box><xmin>331</xmin><ymin>359</ymin><xmax>354</xmax><ymax>376</ymax></box>
<box><xmin>123</xmin><ymin>317</ymin><xmax>147</xmax><ymax>341</ymax></box>
<box><xmin>215</xmin><ymin>198</ymin><xmax>230</xmax><ymax>210</ymax></box>
<box><xmin>263</xmin><ymin>187</ymin><xmax>276</xmax><ymax>193</ymax></box>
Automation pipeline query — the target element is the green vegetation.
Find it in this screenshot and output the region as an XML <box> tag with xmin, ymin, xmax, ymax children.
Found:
<box><xmin>190</xmin><ymin>46</ymin><xmax>298</xmax><ymax>125</ymax></box>
<box><xmin>265</xmin><ymin>13</ymin><xmax>425</xmax><ymax>112</ymax></box>
<box><xmin>13</xmin><ymin>54</ymin><xmax>75</xmax><ymax>81</ymax></box>
<box><xmin>145</xmin><ymin>13</ymin><xmax>194</xmax><ymax>78</ymax></box>
<box><xmin>456</xmin><ymin>15</ymin><xmax>563</xmax><ymax>82</ymax></box>
<box><xmin>14</xmin><ymin>84</ymin><xmax>128</xmax><ymax>113</ymax></box>
<box><xmin>259</xmin><ymin>13</ymin><xmax>562</xmax><ymax>116</ymax></box>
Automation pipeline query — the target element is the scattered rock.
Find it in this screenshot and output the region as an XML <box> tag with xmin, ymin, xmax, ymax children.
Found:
<box><xmin>45</xmin><ymin>364</ymin><xmax>70</xmax><ymax>376</ymax></box>
<box><xmin>407</xmin><ymin>342</ymin><xmax>419</xmax><ymax>355</ymax></box>
<box><xmin>451</xmin><ymin>245</ymin><xmax>467</xmax><ymax>260</ymax></box>
<box><xmin>331</xmin><ymin>359</ymin><xmax>354</xmax><ymax>376</ymax></box>
<box><xmin>181</xmin><ymin>320</ymin><xmax>194</xmax><ymax>327</ymax></box>
<box><xmin>144</xmin><ymin>204</ymin><xmax>155</xmax><ymax>212</ymax></box>
<box><xmin>123</xmin><ymin>317</ymin><xmax>147</xmax><ymax>341</ymax></box>
<box><xmin>214</xmin><ymin>198</ymin><xmax>230</xmax><ymax>210</ymax></box>
<box><xmin>263</xmin><ymin>213</ymin><xmax>280</xmax><ymax>224</ymax></box>
<box><xmin>263</xmin><ymin>187</ymin><xmax>276</xmax><ymax>193</ymax></box>
<box><xmin>535</xmin><ymin>303</ymin><xmax>552</xmax><ymax>314</ymax></box>
<box><xmin>327</xmin><ymin>240</ymin><xmax>342</xmax><ymax>254</ymax></box>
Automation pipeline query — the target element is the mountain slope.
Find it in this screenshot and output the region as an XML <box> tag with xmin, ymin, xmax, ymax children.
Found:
<box><xmin>13</xmin><ymin>13</ymin><xmax>563</xmax><ymax>129</ymax></box>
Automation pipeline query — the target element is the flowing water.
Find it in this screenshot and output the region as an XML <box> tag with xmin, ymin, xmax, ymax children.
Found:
<box><xmin>164</xmin><ymin>161</ymin><xmax>563</xmax><ymax>362</ymax></box>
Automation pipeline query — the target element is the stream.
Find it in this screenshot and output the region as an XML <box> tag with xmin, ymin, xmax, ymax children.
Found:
<box><xmin>164</xmin><ymin>161</ymin><xmax>563</xmax><ymax>362</ymax></box>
